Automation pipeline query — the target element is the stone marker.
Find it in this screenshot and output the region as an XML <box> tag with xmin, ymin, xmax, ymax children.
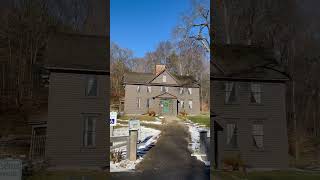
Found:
<box><xmin>128</xmin><ymin>130</ymin><xmax>138</xmax><ymax>161</ymax></box>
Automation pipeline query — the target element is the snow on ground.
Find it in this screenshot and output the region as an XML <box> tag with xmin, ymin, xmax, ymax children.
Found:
<box><xmin>110</xmin><ymin>126</ymin><xmax>161</xmax><ymax>172</ymax></box>
<box><xmin>184</xmin><ymin>120</ymin><xmax>210</xmax><ymax>166</ymax></box>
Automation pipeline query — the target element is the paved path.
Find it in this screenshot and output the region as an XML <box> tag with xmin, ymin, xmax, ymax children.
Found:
<box><xmin>109</xmin><ymin>118</ymin><xmax>210</xmax><ymax>180</ymax></box>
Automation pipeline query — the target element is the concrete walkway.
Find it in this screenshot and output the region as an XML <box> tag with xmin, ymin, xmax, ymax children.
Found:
<box><xmin>109</xmin><ymin>117</ymin><xmax>210</xmax><ymax>180</ymax></box>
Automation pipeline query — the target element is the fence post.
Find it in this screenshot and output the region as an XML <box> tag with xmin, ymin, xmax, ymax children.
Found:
<box><xmin>199</xmin><ymin>130</ymin><xmax>208</xmax><ymax>155</ymax></box>
<box><xmin>128</xmin><ymin>130</ymin><xmax>138</xmax><ymax>161</ymax></box>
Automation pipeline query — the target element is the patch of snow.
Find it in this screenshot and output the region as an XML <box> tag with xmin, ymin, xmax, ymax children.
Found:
<box><xmin>110</xmin><ymin>126</ymin><xmax>161</xmax><ymax>172</ymax></box>
<box><xmin>185</xmin><ymin>120</ymin><xmax>210</xmax><ymax>166</ymax></box>
<box><xmin>110</xmin><ymin>158</ymin><xmax>143</xmax><ymax>172</ymax></box>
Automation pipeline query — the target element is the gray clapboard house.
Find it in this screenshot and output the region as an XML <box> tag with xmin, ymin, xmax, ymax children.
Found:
<box><xmin>28</xmin><ymin>0</ymin><xmax>109</xmax><ymax>169</ymax></box>
<box><xmin>44</xmin><ymin>33</ymin><xmax>109</xmax><ymax>169</ymax></box>
<box><xmin>123</xmin><ymin>65</ymin><xmax>200</xmax><ymax>116</ymax></box>
<box><xmin>211</xmin><ymin>45</ymin><xmax>290</xmax><ymax>169</ymax></box>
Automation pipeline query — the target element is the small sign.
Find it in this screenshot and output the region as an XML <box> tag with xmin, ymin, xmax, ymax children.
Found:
<box><xmin>129</xmin><ymin>119</ymin><xmax>140</xmax><ymax>131</ymax></box>
<box><xmin>0</xmin><ymin>159</ymin><xmax>22</xmax><ymax>180</ymax></box>
<box><xmin>110</xmin><ymin>111</ymin><xmax>117</xmax><ymax>126</ymax></box>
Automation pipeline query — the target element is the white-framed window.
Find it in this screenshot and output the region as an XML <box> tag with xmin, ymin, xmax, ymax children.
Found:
<box><xmin>83</xmin><ymin>115</ymin><xmax>96</xmax><ymax>147</ymax></box>
<box><xmin>179</xmin><ymin>87</ymin><xmax>184</xmax><ymax>94</ymax></box>
<box><xmin>188</xmin><ymin>88</ymin><xmax>192</xmax><ymax>95</ymax></box>
<box><xmin>146</xmin><ymin>98</ymin><xmax>150</xmax><ymax>108</ymax></box>
<box><xmin>137</xmin><ymin>97</ymin><xmax>141</xmax><ymax>108</ymax></box>
<box><xmin>137</xmin><ymin>85</ymin><xmax>140</xmax><ymax>93</ymax></box>
<box><xmin>147</xmin><ymin>86</ymin><xmax>152</xmax><ymax>93</ymax></box>
<box><xmin>163</xmin><ymin>75</ymin><xmax>166</xmax><ymax>82</ymax></box>
<box><xmin>226</xmin><ymin>123</ymin><xmax>238</xmax><ymax>148</ymax></box>
<box><xmin>225</xmin><ymin>82</ymin><xmax>237</xmax><ymax>103</ymax></box>
<box><xmin>250</xmin><ymin>83</ymin><xmax>262</xmax><ymax>104</ymax></box>
<box><xmin>165</xmin><ymin>87</ymin><xmax>169</xmax><ymax>92</ymax></box>
<box><xmin>161</xmin><ymin>86</ymin><xmax>165</xmax><ymax>92</ymax></box>
<box><xmin>86</xmin><ymin>75</ymin><xmax>97</xmax><ymax>96</ymax></box>
<box><xmin>180</xmin><ymin>100</ymin><xmax>184</xmax><ymax>108</ymax></box>
<box><xmin>252</xmin><ymin>123</ymin><xmax>264</xmax><ymax>149</ymax></box>
<box><xmin>188</xmin><ymin>100</ymin><xmax>193</xmax><ymax>109</ymax></box>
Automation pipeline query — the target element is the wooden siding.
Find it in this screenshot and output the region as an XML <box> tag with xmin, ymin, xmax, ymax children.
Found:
<box><xmin>211</xmin><ymin>81</ymin><xmax>289</xmax><ymax>169</ymax></box>
<box><xmin>46</xmin><ymin>72</ymin><xmax>109</xmax><ymax>169</ymax></box>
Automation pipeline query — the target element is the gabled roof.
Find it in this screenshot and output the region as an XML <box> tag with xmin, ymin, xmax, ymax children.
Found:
<box><xmin>211</xmin><ymin>44</ymin><xmax>290</xmax><ymax>82</ymax></box>
<box><xmin>123</xmin><ymin>69</ymin><xmax>200</xmax><ymax>87</ymax></box>
<box><xmin>45</xmin><ymin>33</ymin><xmax>108</xmax><ymax>74</ymax></box>
<box><xmin>147</xmin><ymin>68</ymin><xmax>180</xmax><ymax>85</ymax></box>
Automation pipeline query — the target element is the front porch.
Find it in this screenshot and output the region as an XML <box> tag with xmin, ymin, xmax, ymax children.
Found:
<box><xmin>152</xmin><ymin>92</ymin><xmax>179</xmax><ymax>116</ymax></box>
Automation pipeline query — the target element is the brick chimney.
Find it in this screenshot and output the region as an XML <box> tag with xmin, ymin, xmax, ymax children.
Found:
<box><xmin>155</xmin><ymin>65</ymin><xmax>166</xmax><ymax>75</ymax></box>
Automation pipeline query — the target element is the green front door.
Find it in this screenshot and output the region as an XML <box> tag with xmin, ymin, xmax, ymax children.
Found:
<box><xmin>161</xmin><ymin>99</ymin><xmax>170</xmax><ymax>113</ymax></box>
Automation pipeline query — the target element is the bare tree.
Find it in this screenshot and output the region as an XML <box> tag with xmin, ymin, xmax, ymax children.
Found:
<box><xmin>174</xmin><ymin>0</ymin><xmax>210</xmax><ymax>52</ymax></box>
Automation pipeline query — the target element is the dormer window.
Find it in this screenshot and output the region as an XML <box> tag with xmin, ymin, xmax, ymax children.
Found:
<box><xmin>163</xmin><ymin>75</ymin><xmax>166</xmax><ymax>82</ymax></box>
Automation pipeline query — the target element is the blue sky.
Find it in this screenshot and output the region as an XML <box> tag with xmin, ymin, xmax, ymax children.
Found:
<box><xmin>111</xmin><ymin>0</ymin><xmax>191</xmax><ymax>58</ymax></box>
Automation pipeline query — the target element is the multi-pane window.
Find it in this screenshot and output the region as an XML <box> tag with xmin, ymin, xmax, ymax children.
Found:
<box><xmin>179</xmin><ymin>88</ymin><xmax>184</xmax><ymax>94</ymax></box>
<box><xmin>83</xmin><ymin>116</ymin><xmax>96</xmax><ymax>147</ymax></box>
<box><xmin>226</xmin><ymin>123</ymin><xmax>238</xmax><ymax>148</ymax></box>
<box><xmin>180</xmin><ymin>100</ymin><xmax>184</xmax><ymax>108</ymax></box>
<box><xmin>188</xmin><ymin>100</ymin><xmax>193</xmax><ymax>109</ymax></box>
<box><xmin>163</xmin><ymin>75</ymin><xmax>166</xmax><ymax>82</ymax></box>
<box><xmin>137</xmin><ymin>98</ymin><xmax>141</xmax><ymax>108</ymax></box>
<box><xmin>161</xmin><ymin>86</ymin><xmax>165</xmax><ymax>92</ymax></box>
<box><xmin>86</xmin><ymin>75</ymin><xmax>97</xmax><ymax>96</ymax></box>
<box><xmin>188</xmin><ymin>88</ymin><xmax>192</xmax><ymax>95</ymax></box>
<box><xmin>250</xmin><ymin>83</ymin><xmax>262</xmax><ymax>104</ymax></box>
<box><xmin>137</xmin><ymin>86</ymin><xmax>140</xmax><ymax>93</ymax></box>
<box><xmin>252</xmin><ymin>123</ymin><xmax>264</xmax><ymax>149</ymax></box>
<box><xmin>147</xmin><ymin>86</ymin><xmax>152</xmax><ymax>93</ymax></box>
<box><xmin>225</xmin><ymin>82</ymin><xmax>237</xmax><ymax>103</ymax></box>
<box><xmin>146</xmin><ymin>98</ymin><xmax>150</xmax><ymax>108</ymax></box>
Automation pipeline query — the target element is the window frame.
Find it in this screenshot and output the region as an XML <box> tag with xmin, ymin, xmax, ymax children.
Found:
<box><xmin>226</xmin><ymin>122</ymin><xmax>238</xmax><ymax>149</ymax></box>
<box><xmin>136</xmin><ymin>97</ymin><xmax>141</xmax><ymax>108</ymax></box>
<box><xmin>252</xmin><ymin>122</ymin><xmax>264</xmax><ymax>150</ymax></box>
<box><xmin>146</xmin><ymin>98</ymin><xmax>150</xmax><ymax>108</ymax></box>
<box><xmin>163</xmin><ymin>75</ymin><xmax>167</xmax><ymax>82</ymax></box>
<box><xmin>188</xmin><ymin>100</ymin><xmax>193</xmax><ymax>109</ymax></box>
<box><xmin>224</xmin><ymin>82</ymin><xmax>238</xmax><ymax>104</ymax></box>
<box><xmin>180</xmin><ymin>100</ymin><xmax>184</xmax><ymax>108</ymax></box>
<box><xmin>83</xmin><ymin>115</ymin><xmax>97</xmax><ymax>147</ymax></box>
<box><xmin>85</xmin><ymin>75</ymin><xmax>98</xmax><ymax>97</ymax></box>
<box><xmin>249</xmin><ymin>83</ymin><xmax>262</xmax><ymax>104</ymax></box>
<box><xmin>179</xmin><ymin>87</ymin><xmax>184</xmax><ymax>95</ymax></box>
<box><xmin>137</xmin><ymin>85</ymin><xmax>141</xmax><ymax>93</ymax></box>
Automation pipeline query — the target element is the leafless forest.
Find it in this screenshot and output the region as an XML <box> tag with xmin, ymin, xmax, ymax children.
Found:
<box><xmin>214</xmin><ymin>0</ymin><xmax>320</xmax><ymax>163</ymax></box>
